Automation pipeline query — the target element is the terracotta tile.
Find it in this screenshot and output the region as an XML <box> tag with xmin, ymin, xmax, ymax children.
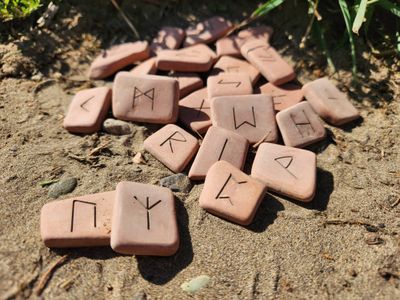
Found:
<box><xmin>210</xmin><ymin>94</ymin><xmax>278</xmax><ymax>144</ymax></box>
<box><xmin>215</xmin><ymin>35</ymin><xmax>241</xmax><ymax>58</ymax></box>
<box><xmin>207</xmin><ymin>73</ymin><xmax>253</xmax><ymax>99</ymax></box>
<box><xmin>89</xmin><ymin>41</ymin><xmax>150</xmax><ymax>79</ymax></box>
<box><xmin>169</xmin><ymin>72</ymin><xmax>204</xmax><ymax>98</ymax></box>
<box><xmin>40</xmin><ymin>191</ymin><xmax>115</xmax><ymax>248</ymax></box>
<box><xmin>241</xmin><ymin>40</ymin><xmax>295</xmax><ymax>85</ymax></box>
<box><xmin>111</xmin><ymin>182</ymin><xmax>179</xmax><ymax>256</ymax></box>
<box><xmin>251</xmin><ymin>143</ymin><xmax>316</xmax><ymax>202</ymax></box>
<box><xmin>236</xmin><ymin>25</ymin><xmax>274</xmax><ymax>46</ymax></box>
<box><xmin>151</xmin><ymin>26</ymin><xmax>185</xmax><ymax>53</ymax></box>
<box><xmin>129</xmin><ymin>57</ymin><xmax>157</xmax><ymax>76</ymax></box>
<box><xmin>189</xmin><ymin>126</ymin><xmax>248</xmax><ymax>180</ymax></box>
<box><xmin>112</xmin><ymin>72</ymin><xmax>179</xmax><ymax>124</ymax></box>
<box><xmin>199</xmin><ymin>161</ymin><xmax>267</xmax><ymax>225</ymax></box>
<box><xmin>212</xmin><ymin>56</ymin><xmax>261</xmax><ymax>86</ymax></box>
<box><xmin>276</xmin><ymin>101</ymin><xmax>326</xmax><ymax>148</ymax></box>
<box><xmin>258</xmin><ymin>82</ymin><xmax>304</xmax><ymax>111</ymax></box>
<box><xmin>178</xmin><ymin>88</ymin><xmax>211</xmax><ymax>134</ymax></box>
<box><xmin>63</xmin><ymin>87</ymin><xmax>111</xmax><ymax>134</ymax></box>
<box><xmin>156</xmin><ymin>44</ymin><xmax>216</xmax><ymax>72</ymax></box>
<box><xmin>302</xmin><ymin>77</ymin><xmax>360</xmax><ymax>125</ymax></box>
<box><xmin>143</xmin><ymin>124</ymin><xmax>199</xmax><ymax>173</ymax></box>
<box><xmin>184</xmin><ymin>16</ymin><xmax>233</xmax><ymax>46</ymax></box>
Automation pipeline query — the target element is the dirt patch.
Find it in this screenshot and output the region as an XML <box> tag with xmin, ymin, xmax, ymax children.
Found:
<box><xmin>0</xmin><ymin>1</ymin><xmax>399</xmax><ymax>299</ymax></box>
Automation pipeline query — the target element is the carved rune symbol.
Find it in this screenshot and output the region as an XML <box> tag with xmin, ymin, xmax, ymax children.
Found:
<box><xmin>270</xmin><ymin>92</ymin><xmax>286</xmax><ymax>105</ymax></box>
<box><xmin>217</xmin><ymin>79</ymin><xmax>241</xmax><ymax>87</ymax></box>
<box><xmin>159</xmin><ymin>131</ymin><xmax>187</xmax><ymax>153</ymax></box>
<box><xmin>258</xmin><ymin>51</ymin><xmax>275</xmax><ymax>62</ymax></box>
<box><xmin>195</xmin><ymin>99</ymin><xmax>210</xmax><ymax>118</ymax></box>
<box><xmin>133</xmin><ymin>196</ymin><xmax>162</xmax><ymax>230</ymax></box>
<box><xmin>80</xmin><ymin>96</ymin><xmax>95</xmax><ymax>112</ymax></box>
<box><xmin>217</xmin><ymin>138</ymin><xmax>228</xmax><ymax>160</ymax></box>
<box><xmin>133</xmin><ymin>87</ymin><xmax>155</xmax><ymax>110</ymax></box>
<box><xmin>215</xmin><ymin>173</ymin><xmax>247</xmax><ymax>206</ymax></box>
<box><xmin>233</xmin><ymin>106</ymin><xmax>257</xmax><ymax>129</ymax></box>
<box><xmin>70</xmin><ymin>200</ymin><xmax>97</xmax><ymax>232</ymax></box>
<box><xmin>290</xmin><ymin>110</ymin><xmax>315</xmax><ymax>138</ymax></box>
<box><xmin>274</xmin><ymin>156</ymin><xmax>297</xmax><ymax>179</ymax></box>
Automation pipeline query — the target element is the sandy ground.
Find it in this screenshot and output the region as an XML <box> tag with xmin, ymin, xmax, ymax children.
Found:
<box><xmin>0</xmin><ymin>1</ymin><xmax>399</xmax><ymax>299</ymax></box>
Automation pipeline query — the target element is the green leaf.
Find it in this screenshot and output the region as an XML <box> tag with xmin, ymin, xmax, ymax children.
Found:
<box><xmin>377</xmin><ymin>0</ymin><xmax>400</xmax><ymax>18</ymax></box>
<box><xmin>251</xmin><ymin>0</ymin><xmax>286</xmax><ymax>18</ymax></box>
<box><xmin>353</xmin><ymin>0</ymin><xmax>368</xmax><ymax>34</ymax></box>
<box><xmin>314</xmin><ymin>21</ymin><xmax>336</xmax><ymax>73</ymax></box>
<box><xmin>338</xmin><ymin>0</ymin><xmax>357</xmax><ymax>75</ymax></box>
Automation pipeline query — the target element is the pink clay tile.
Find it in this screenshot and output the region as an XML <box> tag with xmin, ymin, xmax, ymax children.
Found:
<box><xmin>111</xmin><ymin>181</ymin><xmax>179</xmax><ymax>256</ymax></box>
<box><xmin>199</xmin><ymin>160</ymin><xmax>267</xmax><ymax>225</ymax></box>
<box><xmin>112</xmin><ymin>72</ymin><xmax>179</xmax><ymax>124</ymax></box>
<box><xmin>40</xmin><ymin>191</ymin><xmax>115</xmax><ymax>248</ymax></box>
<box><xmin>63</xmin><ymin>87</ymin><xmax>111</xmax><ymax>134</ymax></box>
<box><xmin>143</xmin><ymin>124</ymin><xmax>199</xmax><ymax>173</ymax></box>
<box><xmin>251</xmin><ymin>142</ymin><xmax>317</xmax><ymax>202</ymax></box>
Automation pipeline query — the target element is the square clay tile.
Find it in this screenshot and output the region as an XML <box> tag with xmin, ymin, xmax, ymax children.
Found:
<box><xmin>276</xmin><ymin>101</ymin><xmax>326</xmax><ymax>148</ymax></box>
<box><xmin>210</xmin><ymin>94</ymin><xmax>278</xmax><ymax>144</ymax></box>
<box><xmin>207</xmin><ymin>73</ymin><xmax>253</xmax><ymax>99</ymax></box>
<box><xmin>251</xmin><ymin>142</ymin><xmax>317</xmax><ymax>202</ymax></box>
<box><xmin>236</xmin><ymin>25</ymin><xmax>274</xmax><ymax>47</ymax></box>
<box><xmin>63</xmin><ymin>87</ymin><xmax>111</xmax><ymax>134</ymax></box>
<box><xmin>178</xmin><ymin>88</ymin><xmax>211</xmax><ymax>134</ymax></box>
<box><xmin>216</xmin><ymin>35</ymin><xmax>242</xmax><ymax>58</ymax></box>
<box><xmin>156</xmin><ymin>44</ymin><xmax>215</xmax><ymax>72</ymax></box>
<box><xmin>151</xmin><ymin>26</ymin><xmax>185</xmax><ymax>53</ymax></box>
<box><xmin>302</xmin><ymin>77</ymin><xmax>360</xmax><ymax>126</ymax></box>
<box><xmin>184</xmin><ymin>16</ymin><xmax>233</xmax><ymax>46</ymax></box>
<box><xmin>112</xmin><ymin>72</ymin><xmax>179</xmax><ymax>124</ymax></box>
<box><xmin>40</xmin><ymin>191</ymin><xmax>115</xmax><ymax>248</ymax></box>
<box><xmin>169</xmin><ymin>72</ymin><xmax>204</xmax><ymax>98</ymax></box>
<box><xmin>89</xmin><ymin>41</ymin><xmax>150</xmax><ymax>79</ymax></box>
<box><xmin>241</xmin><ymin>40</ymin><xmax>295</xmax><ymax>85</ymax></box>
<box><xmin>258</xmin><ymin>82</ymin><xmax>304</xmax><ymax>111</ymax></box>
<box><xmin>212</xmin><ymin>56</ymin><xmax>261</xmax><ymax>86</ymax></box>
<box><xmin>111</xmin><ymin>181</ymin><xmax>179</xmax><ymax>256</ymax></box>
<box><xmin>199</xmin><ymin>160</ymin><xmax>267</xmax><ymax>225</ymax></box>
<box><xmin>143</xmin><ymin>124</ymin><xmax>199</xmax><ymax>173</ymax></box>
<box><xmin>129</xmin><ymin>57</ymin><xmax>157</xmax><ymax>76</ymax></box>
<box><xmin>188</xmin><ymin>126</ymin><xmax>248</xmax><ymax>180</ymax></box>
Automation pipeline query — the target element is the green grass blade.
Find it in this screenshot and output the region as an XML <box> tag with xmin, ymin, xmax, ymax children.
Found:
<box><xmin>353</xmin><ymin>0</ymin><xmax>368</xmax><ymax>34</ymax></box>
<box><xmin>377</xmin><ymin>0</ymin><xmax>400</xmax><ymax>18</ymax></box>
<box><xmin>314</xmin><ymin>21</ymin><xmax>336</xmax><ymax>73</ymax></box>
<box><xmin>251</xmin><ymin>0</ymin><xmax>286</xmax><ymax>18</ymax></box>
<box><xmin>338</xmin><ymin>0</ymin><xmax>357</xmax><ymax>75</ymax></box>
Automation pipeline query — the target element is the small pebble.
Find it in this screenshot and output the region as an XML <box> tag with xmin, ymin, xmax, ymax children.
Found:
<box><xmin>133</xmin><ymin>152</ymin><xmax>146</xmax><ymax>164</ymax></box>
<box><xmin>103</xmin><ymin>118</ymin><xmax>133</xmax><ymax>135</ymax></box>
<box><xmin>48</xmin><ymin>177</ymin><xmax>77</xmax><ymax>198</ymax></box>
<box><xmin>132</xmin><ymin>290</ymin><xmax>147</xmax><ymax>300</ymax></box>
<box><xmin>160</xmin><ymin>173</ymin><xmax>192</xmax><ymax>193</ymax></box>
<box><xmin>181</xmin><ymin>275</ymin><xmax>210</xmax><ymax>294</ymax></box>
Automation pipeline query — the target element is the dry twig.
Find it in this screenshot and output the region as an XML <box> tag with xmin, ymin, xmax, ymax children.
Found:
<box><xmin>35</xmin><ymin>255</ymin><xmax>69</xmax><ymax>296</ymax></box>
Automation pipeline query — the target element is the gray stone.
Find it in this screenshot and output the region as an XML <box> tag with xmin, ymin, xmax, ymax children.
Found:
<box><xmin>48</xmin><ymin>177</ymin><xmax>77</xmax><ymax>198</ymax></box>
<box><xmin>160</xmin><ymin>173</ymin><xmax>192</xmax><ymax>193</ymax></box>
<box><xmin>103</xmin><ymin>118</ymin><xmax>133</xmax><ymax>135</ymax></box>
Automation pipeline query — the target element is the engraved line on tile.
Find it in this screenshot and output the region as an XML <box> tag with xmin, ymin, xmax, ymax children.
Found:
<box><xmin>290</xmin><ymin>110</ymin><xmax>315</xmax><ymax>138</ymax></box>
<box><xmin>274</xmin><ymin>155</ymin><xmax>297</xmax><ymax>179</ymax></box>
<box><xmin>70</xmin><ymin>200</ymin><xmax>97</xmax><ymax>232</ymax></box>
<box><xmin>133</xmin><ymin>196</ymin><xmax>162</xmax><ymax>230</ymax></box>
<box><xmin>215</xmin><ymin>173</ymin><xmax>247</xmax><ymax>206</ymax></box>
<box><xmin>195</xmin><ymin>99</ymin><xmax>210</xmax><ymax>118</ymax></box>
<box><xmin>133</xmin><ymin>87</ymin><xmax>155</xmax><ymax>110</ymax></box>
<box><xmin>226</xmin><ymin>66</ymin><xmax>240</xmax><ymax>72</ymax></box>
<box><xmin>80</xmin><ymin>96</ymin><xmax>95</xmax><ymax>112</ymax></box>
<box><xmin>159</xmin><ymin>131</ymin><xmax>187</xmax><ymax>153</ymax></box>
<box><xmin>233</xmin><ymin>106</ymin><xmax>256</xmax><ymax>129</ymax></box>
<box><xmin>217</xmin><ymin>138</ymin><xmax>229</xmax><ymax>161</ymax></box>
<box><xmin>217</xmin><ymin>79</ymin><xmax>241</xmax><ymax>87</ymax></box>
